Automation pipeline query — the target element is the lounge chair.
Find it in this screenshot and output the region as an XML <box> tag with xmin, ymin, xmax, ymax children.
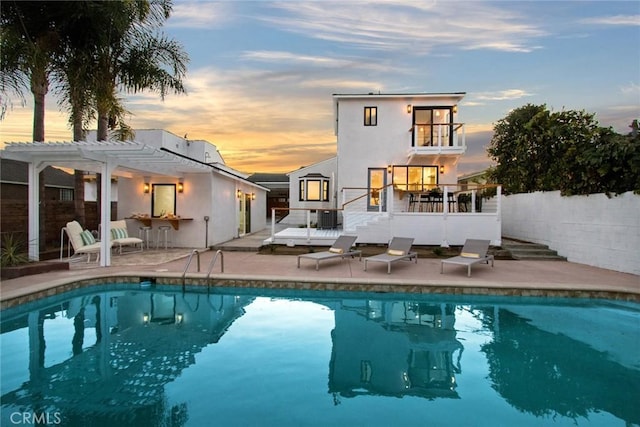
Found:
<box><xmin>297</xmin><ymin>235</ymin><xmax>362</xmax><ymax>270</ymax></box>
<box><xmin>364</xmin><ymin>237</ymin><xmax>417</xmax><ymax>274</ymax></box>
<box><xmin>440</xmin><ymin>239</ymin><xmax>494</xmax><ymax>277</ymax></box>
<box><xmin>109</xmin><ymin>220</ymin><xmax>144</xmax><ymax>254</ymax></box>
<box><xmin>61</xmin><ymin>220</ymin><xmax>109</xmax><ymax>263</ymax></box>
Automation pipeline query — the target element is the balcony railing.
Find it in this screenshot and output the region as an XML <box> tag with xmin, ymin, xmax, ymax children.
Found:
<box><xmin>409</xmin><ymin>123</ymin><xmax>466</xmax><ymax>155</ymax></box>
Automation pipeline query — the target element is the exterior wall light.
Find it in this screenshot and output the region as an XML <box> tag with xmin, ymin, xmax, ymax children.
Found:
<box><xmin>175</xmin><ymin>313</ymin><xmax>184</xmax><ymax>324</ymax></box>
<box><xmin>237</xmin><ymin>189</ymin><xmax>242</xmax><ymax>199</ymax></box>
<box><xmin>440</xmin><ymin>165</ymin><xmax>445</xmax><ymax>174</ymax></box>
<box><xmin>142</xmin><ymin>313</ymin><xmax>150</xmax><ymax>325</ymax></box>
<box><xmin>251</xmin><ymin>192</ymin><xmax>256</xmax><ymax>200</ymax></box>
<box><xmin>453</xmin><ymin>105</ymin><xmax>458</xmax><ymax>114</ymax></box>
<box><xmin>143</xmin><ymin>178</ymin><xmax>150</xmax><ymax>194</ymax></box>
<box><xmin>387</xmin><ymin>165</ymin><xmax>393</xmax><ymax>174</ymax></box>
<box><xmin>406</xmin><ymin>104</ymin><xmax>412</xmax><ymax>114</ymax></box>
<box><xmin>177</xmin><ymin>179</ymin><xmax>184</xmax><ymax>193</ymax></box>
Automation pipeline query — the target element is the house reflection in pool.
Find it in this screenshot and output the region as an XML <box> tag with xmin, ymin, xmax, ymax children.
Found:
<box><xmin>327</xmin><ymin>300</ymin><xmax>463</xmax><ymax>402</ymax></box>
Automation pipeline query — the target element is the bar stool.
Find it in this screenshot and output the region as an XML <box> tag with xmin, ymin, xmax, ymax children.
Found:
<box><xmin>156</xmin><ymin>225</ymin><xmax>172</xmax><ymax>250</ymax></box>
<box><xmin>138</xmin><ymin>226</ymin><xmax>153</xmax><ymax>249</ymax></box>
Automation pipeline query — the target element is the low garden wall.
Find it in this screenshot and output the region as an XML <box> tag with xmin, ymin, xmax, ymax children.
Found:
<box><xmin>501</xmin><ymin>191</ymin><xmax>639</xmax><ymax>275</ymax></box>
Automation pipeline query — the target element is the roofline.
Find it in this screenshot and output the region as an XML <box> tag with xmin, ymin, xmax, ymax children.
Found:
<box><xmin>160</xmin><ymin>148</ymin><xmax>269</xmax><ymax>192</ymax></box>
<box><xmin>286</xmin><ymin>156</ymin><xmax>337</xmax><ymax>177</ymax></box>
<box><xmin>332</xmin><ymin>92</ymin><xmax>466</xmax><ymax>99</ymax></box>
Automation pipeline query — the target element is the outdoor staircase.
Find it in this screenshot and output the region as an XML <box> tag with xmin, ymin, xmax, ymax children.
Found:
<box><xmin>502</xmin><ymin>240</ymin><xmax>566</xmax><ymax>261</ymax></box>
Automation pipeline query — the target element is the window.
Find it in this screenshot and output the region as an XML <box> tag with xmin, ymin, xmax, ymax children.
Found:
<box><xmin>412</xmin><ymin>107</ymin><xmax>453</xmax><ymax>147</ymax></box>
<box><xmin>59</xmin><ymin>188</ymin><xmax>74</xmax><ymax>201</ymax></box>
<box><xmin>364</xmin><ymin>106</ymin><xmax>377</xmax><ymax>126</ymax></box>
<box><xmin>307</xmin><ymin>180</ymin><xmax>321</xmax><ymax>201</ymax></box>
<box><xmin>298</xmin><ymin>174</ymin><xmax>330</xmax><ymax>202</ymax></box>
<box><xmin>392</xmin><ymin>165</ymin><xmax>438</xmax><ymax>191</ymax></box>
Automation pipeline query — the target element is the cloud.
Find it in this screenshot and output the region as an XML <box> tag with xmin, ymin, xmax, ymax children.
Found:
<box><xmin>167</xmin><ymin>1</ymin><xmax>234</xmax><ymax>29</ymax></box>
<box><xmin>580</xmin><ymin>15</ymin><xmax>640</xmax><ymax>26</ymax></box>
<box><xmin>472</xmin><ymin>89</ymin><xmax>534</xmax><ymax>101</ymax></box>
<box><xmin>264</xmin><ymin>1</ymin><xmax>547</xmax><ymax>54</ymax></box>
<box><xmin>621</xmin><ymin>82</ymin><xmax>640</xmax><ymax>95</ymax></box>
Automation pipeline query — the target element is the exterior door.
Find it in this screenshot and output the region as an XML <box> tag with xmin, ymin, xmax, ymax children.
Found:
<box><xmin>238</xmin><ymin>193</ymin><xmax>252</xmax><ymax>236</ymax></box>
<box><xmin>367</xmin><ymin>168</ymin><xmax>387</xmax><ymax>211</ymax></box>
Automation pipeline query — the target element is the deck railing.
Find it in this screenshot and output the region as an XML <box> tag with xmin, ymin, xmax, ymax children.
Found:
<box><xmin>410</xmin><ymin>123</ymin><xmax>466</xmax><ymax>150</ymax></box>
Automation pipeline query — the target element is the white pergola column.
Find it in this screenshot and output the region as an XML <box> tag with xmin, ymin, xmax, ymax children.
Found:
<box><xmin>99</xmin><ymin>160</ymin><xmax>117</xmax><ymax>267</ymax></box>
<box><xmin>27</xmin><ymin>162</ymin><xmax>46</xmax><ymax>261</ymax></box>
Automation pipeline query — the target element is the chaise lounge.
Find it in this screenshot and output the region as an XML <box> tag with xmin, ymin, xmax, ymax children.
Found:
<box><xmin>440</xmin><ymin>239</ymin><xmax>494</xmax><ymax>277</ymax></box>
<box><xmin>61</xmin><ymin>220</ymin><xmax>110</xmax><ymax>263</ymax></box>
<box><xmin>297</xmin><ymin>235</ymin><xmax>362</xmax><ymax>270</ymax></box>
<box><xmin>363</xmin><ymin>237</ymin><xmax>417</xmax><ymax>274</ymax></box>
<box><xmin>109</xmin><ymin>220</ymin><xmax>144</xmax><ymax>254</ymax></box>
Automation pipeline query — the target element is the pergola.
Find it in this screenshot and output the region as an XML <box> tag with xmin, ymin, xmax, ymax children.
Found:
<box><xmin>0</xmin><ymin>141</ymin><xmax>213</xmax><ymax>266</ymax></box>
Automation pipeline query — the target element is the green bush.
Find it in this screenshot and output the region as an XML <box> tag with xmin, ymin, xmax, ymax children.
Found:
<box><xmin>1</xmin><ymin>233</ymin><xmax>30</xmax><ymax>267</ymax></box>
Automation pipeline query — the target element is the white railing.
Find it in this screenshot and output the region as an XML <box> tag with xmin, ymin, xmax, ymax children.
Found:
<box><xmin>410</xmin><ymin>123</ymin><xmax>466</xmax><ymax>151</ymax></box>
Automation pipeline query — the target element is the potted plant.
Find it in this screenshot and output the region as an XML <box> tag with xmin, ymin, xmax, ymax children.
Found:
<box><xmin>1</xmin><ymin>233</ymin><xmax>69</xmax><ymax>280</ymax></box>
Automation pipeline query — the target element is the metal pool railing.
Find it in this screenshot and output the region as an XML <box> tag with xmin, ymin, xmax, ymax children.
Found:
<box><xmin>181</xmin><ymin>249</ymin><xmax>224</xmax><ymax>288</ymax></box>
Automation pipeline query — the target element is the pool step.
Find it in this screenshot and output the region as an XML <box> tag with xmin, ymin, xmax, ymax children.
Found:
<box><xmin>502</xmin><ymin>240</ymin><xmax>567</xmax><ymax>261</ymax></box>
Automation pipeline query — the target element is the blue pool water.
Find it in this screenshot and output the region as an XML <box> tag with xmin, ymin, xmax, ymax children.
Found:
<box><xmin>1</xmin><ymin>284</ymin><xmax>639</xmax><ymax>427</ymax></box>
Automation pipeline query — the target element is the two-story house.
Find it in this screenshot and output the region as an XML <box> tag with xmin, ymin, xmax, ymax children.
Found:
<box><xmin>270</xmin><ymin>92</ymin><xmax>502</xmax><ymax>247</ymax></box>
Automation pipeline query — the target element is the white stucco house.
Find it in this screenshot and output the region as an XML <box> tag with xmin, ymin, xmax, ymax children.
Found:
<box><xmin>270</xmin><ymin>92</ymin><xmax>502</xmax><ymax>247</ymax></box>
<box><xmin>1</xmin><ymin>130</ymin><xmax>268</xmax><ymax>266</ymax></box>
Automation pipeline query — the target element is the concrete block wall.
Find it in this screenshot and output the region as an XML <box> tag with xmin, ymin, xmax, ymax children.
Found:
<box><xmin>501</xmin><ymin>191</ymin><xmax>640</xmax><ymax>275</ymax></box>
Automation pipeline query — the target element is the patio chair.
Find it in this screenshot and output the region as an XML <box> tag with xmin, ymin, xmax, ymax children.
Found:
<box><xmin>109</xmin><ymin>219</ymin><xmax>144</xmax><ymax>254</ymax></box>
<box><xmin>297</xmin><ymin>235</ymin><xmax>362</xmax><ymax>270</ymax></box>
<box><xmin>440</xmin><ymin>239</ymin><xmax>494</xmax><ymax>277</ymax></box>
<box><xmin>364</xmin><ymin>237</ymin><xmax>417</xmax><ymax>274</ymax></box>
<box><xmin>61</xmin><ymin>221</ymin><xmax>108</xmax><ymax>263</ymax></box>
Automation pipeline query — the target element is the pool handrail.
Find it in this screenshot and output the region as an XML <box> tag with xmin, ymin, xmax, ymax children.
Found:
<box><xmin>182</xmin><ymin>249</ymin><xmax>201</xmax><ymax>287</ymax></box>
<box><xmin>206</xmin><ymin>250</ymin><xmax>224</xmax><ymax>287</ymax></box>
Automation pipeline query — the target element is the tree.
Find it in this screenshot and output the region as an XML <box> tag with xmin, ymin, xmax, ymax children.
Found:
<box><xmin>487</xmin><ymin>104</ymin><xmax>639</xmax><ymax>196</ymax></box>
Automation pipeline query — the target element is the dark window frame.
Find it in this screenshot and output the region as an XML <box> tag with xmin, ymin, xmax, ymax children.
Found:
<box><xmin>391</xmin><ymin>165</ymin><xmax>439</xmax><ymax>191</ymax></box>
<box><xmin>364</xmin><ymin>106</ymin><xmax>377</xmax><ymax>126</ymax></box>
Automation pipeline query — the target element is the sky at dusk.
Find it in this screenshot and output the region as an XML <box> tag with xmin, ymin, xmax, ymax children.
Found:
<box><xmin>1</xmin><ymin>0</ymin><xmax>638</xmax><ymax>175</ymax></box>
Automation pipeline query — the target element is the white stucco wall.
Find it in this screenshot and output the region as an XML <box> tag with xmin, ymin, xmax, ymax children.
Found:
<box><xmin>501</xmin><ymin>191</ymin><xmax>640</xmax><ymax>275</ymax></box>
<box><xmin>284</xmin><ymin>157</ymin><xmax>337</xmax><ymax>225</ymax></box>
<box><xmin>335</xmin><ymin>95</ymin><xmax>462</xmax><ymax>193</ymax></box>
<box><xmin>117</xmin><ymin>172</ymin><xmax>267</xmax><ymax>248</ymax></box>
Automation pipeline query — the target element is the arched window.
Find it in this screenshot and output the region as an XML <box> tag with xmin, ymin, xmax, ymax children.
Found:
<box><xmin>298</xmin><ymin>173</ymin><xmax>330</xmax><ymax>202</ymax></box>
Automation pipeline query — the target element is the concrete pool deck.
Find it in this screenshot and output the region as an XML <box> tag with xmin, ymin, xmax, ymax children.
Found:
<box><xmin>1</xmin><ymin>243</ymin><xmax>639</xmax><ymax>307</ymax></box>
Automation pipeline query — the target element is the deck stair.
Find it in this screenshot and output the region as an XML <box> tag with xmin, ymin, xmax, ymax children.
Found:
<box><xmin>502</xmin><ymin>240</ymin><xmax>566</xmax><ymax>261</ymax></box>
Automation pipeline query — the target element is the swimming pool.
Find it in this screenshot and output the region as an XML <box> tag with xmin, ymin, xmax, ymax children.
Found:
<box><xmin>1</xmin><ymin>284</ymin><xmax>639</xmax><ymax>427</ymax></box>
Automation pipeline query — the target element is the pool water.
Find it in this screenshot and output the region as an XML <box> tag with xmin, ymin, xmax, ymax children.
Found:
<box><xmin>1</xmin><ymin>285</ymin><xmax>639</xmax><ymax>427</ymax></box>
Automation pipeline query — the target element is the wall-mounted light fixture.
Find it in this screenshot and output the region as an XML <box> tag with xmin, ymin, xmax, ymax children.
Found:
<box><xmin>142</xmin><ymin>313</ymin><xmax>150</xmax><ymax>325</ymax></box>
<box><xmin>251</xmin><ymin>192</ymin><xmax>256</xmax><ymax>200</ymax></box>
<box><xmin>177</xmin><ymin>179</ymin><xmax>184</xmax><ymax>193</ymax></box>
<box><xmin>406</xmin><ymin>104</ymin><xmax>412</xmax><ymax>114</ymax></box>
<box><xmin>387</xmin><ymin>164</ymin><xmax>393</xmax><ymax>174</ymax></box>
<box><xmin>236</xmin><ymin>189</ymin><xmax>242</xmax><ymax>199</ymax></box>
<box><xmin>143</xmin><ymin>177</ymin><xmax>150</xmax><ymax>194</ymax></box>
<box><xmin>440</xmin><ymin>165</ymin><xmax>445</xmax><ymax>174</ymax></box>
<box><xmin>453</xmin><ymin>105</ymin><xmax>458</xmax><ymax>114</ymax></box>
<box><xmin>175</xmin><ymin>313</ymin><xmax>184</xmax><ymax>324</ymax></box>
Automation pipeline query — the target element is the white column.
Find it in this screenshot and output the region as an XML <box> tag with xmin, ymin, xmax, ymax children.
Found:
<box><xmin>27</xmin><ymin>163</ymin><xmax>40</xmax><ymax>260</ymax></box>
<box><xmin>99</xmin><ymin>161</ymin><xmax>116</xmax><ymax>267</ymax></box>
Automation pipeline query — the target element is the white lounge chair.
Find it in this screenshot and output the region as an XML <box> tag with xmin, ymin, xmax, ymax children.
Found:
<box><xmin>440</xmin><ymin>239</ymin><xmax>494</xmax><ymax>277</ymax></box>
<box><xmin>364</xmin><ymin>237</ymin><xmax>417</xmax><ymax>274</ymax></box>
<box><xmin>61</xmin><ymin>220</ymin><xmax>109</xmax><ymax>263</ymax></box>
<box><xmin>109</xmin><ymin>219</ymin><xmax>144</xmax><ymax>254</ymax></box>
<box><xmin>297</xmin><ymin>235</ymin><xmax>361</xmax><ymax>270</ymax></box>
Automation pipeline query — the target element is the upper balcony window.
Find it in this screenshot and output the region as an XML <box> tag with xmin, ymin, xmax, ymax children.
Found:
<box><xmin>364</xmin><ymin>106</ymin><xmax>377</xmax><ymax>126</ymax></box>
<box><xmin>412</xmin><ymin>107</ymin><xmax>453</xmax><ymax>147</ymax></box>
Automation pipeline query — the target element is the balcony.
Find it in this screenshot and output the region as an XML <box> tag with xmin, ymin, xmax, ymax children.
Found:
<box><xmin>408</xmin><ymin>123</ymin><xmax>466</xmax><ymax>161</ymax></box>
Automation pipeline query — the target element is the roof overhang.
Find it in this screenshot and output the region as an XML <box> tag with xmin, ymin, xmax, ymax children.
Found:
<box><xmin>0</xmin><ymin>141</ymin><xmax>213</xmax><ymax>178</ymax></box>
